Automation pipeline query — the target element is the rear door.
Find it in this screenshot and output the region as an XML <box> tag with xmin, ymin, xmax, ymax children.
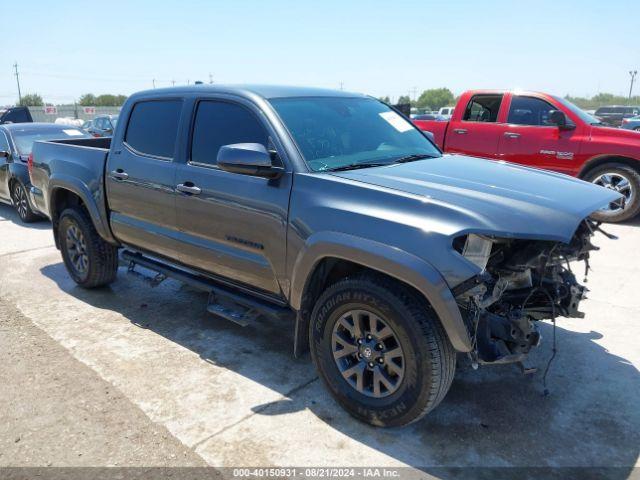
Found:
<box><xmin>174</xmin><ymin>97</ymin><xmax>292</xmax><ymax>297</ymax></box>
<box><xmin>498</xmin><ymin>95</ymin><xmax>583</xmax><ymax>175</ymax></box>
<box><xmin>446</xmin><ymin>93</ymin><xmax>506</xmax><ymax>158</ymax></box>
<box><xmin>105</xmin><ymin>98</ymin><xmax>184</xmax><ymax>260</ymax></box>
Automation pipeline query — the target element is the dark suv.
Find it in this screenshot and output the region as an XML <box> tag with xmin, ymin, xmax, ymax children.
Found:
<box><xmin>594</xmin><ymin>105</ymin><xmax>640</xmax><ymax>127</ymax></box>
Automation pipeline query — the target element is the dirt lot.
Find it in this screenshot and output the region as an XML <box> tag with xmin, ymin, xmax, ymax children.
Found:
<box><xmin>1</xmin><ymin>203</ymin><xmax>639</xmax><ymax>477</ymax></box>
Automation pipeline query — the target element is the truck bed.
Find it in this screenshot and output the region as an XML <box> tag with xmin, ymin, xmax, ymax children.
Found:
<box><xmin>30</xmin><ymin>137</ymin><xmax>112</xmax><ymax>220</ymax></box>
<box><xmin>412</xmin><ymin>119</ymin><xmax>449</xmax><ymax>150</ymax></box>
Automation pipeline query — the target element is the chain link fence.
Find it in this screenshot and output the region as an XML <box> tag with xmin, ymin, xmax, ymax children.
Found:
<box><xmin>28</xmin><ymin>105</ymin><xmax>121</xmax><ymax>123</ymax></box>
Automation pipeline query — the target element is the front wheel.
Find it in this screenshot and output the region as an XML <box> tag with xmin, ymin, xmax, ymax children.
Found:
<box><xmin>310</xmin><ymin>274</ymin><xmax>456</xmax><ymax>427</ymax></box>
<box><xmin>583</xmin><ymin>163</ymin><xmax>640</xmax><ymax>223</ymax></box>
<box><xmin>58</xmin><ymin>207</ymin><xmax>119</xmax><ymax>288</ymax></box>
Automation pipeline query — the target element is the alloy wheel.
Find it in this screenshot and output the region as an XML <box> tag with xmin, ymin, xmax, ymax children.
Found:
<box><xmin>332</xmin><ymin>309</ymin><xmax>405</xmax><ymax>398</ymax></box>
<box><xmin>65</xmin><ymin>223</ymin><xmax>89</xmax><ymax>276</ymax></box>
<box><xmin>592</xmin><ymin>172</ymin><xmax>635</xmax><ymax>216</ymax></box>
<box><xmin>13</xmin><ymin>184</ymin><xmax>29</xmax><ymax>220</ymax></box>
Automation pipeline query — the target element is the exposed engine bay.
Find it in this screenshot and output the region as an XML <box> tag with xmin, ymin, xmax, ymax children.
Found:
<box><xmin>453</xmin><ymin>219</ymin><xmax>613</xmax><ymax>368</ymax></box>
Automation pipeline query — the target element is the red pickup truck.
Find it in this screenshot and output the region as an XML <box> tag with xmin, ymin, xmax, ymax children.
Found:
<box><xmin>414</xmin><ymin>90</ymin><xmax>640</xmax><ymax>222</ymax></box>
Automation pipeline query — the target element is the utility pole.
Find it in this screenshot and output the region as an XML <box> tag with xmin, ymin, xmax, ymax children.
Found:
<box><xmin>629</xmin><ymin>70</ymin><xmax>638</xmax><ymax>99</ymax></box>
<box><xmin>411</xmin><ymin>86</ymin><xmax>418</xmax><ymax>102</ymax></box>
<box><xmin>209</xmin><ymin>73</ymin><xmax>213</xmax><ymax>84</ymax></box>
<box><xmin>339</xmin><ymin>81</ymin><xmax>344</xmax><ymax>91</ymax></box>
<box><xmin>171</xmin><ymin>79</ymin><xmax>175</xmax><ymax>86</ymax></box>
<box><xmin>13</xmin><ymin>62</ymin><xmax>22</xmax><ymax>105</ymax></box>
<box><xmin>152</xmin><ymin>78</ymin><xmax>156</xmax><ymax>88</ymax></box>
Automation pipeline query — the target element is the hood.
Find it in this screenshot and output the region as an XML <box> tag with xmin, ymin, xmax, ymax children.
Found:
<box><xmin>331</xmin><ymin>154</ymin><xmax>620</xmax><ymax>243</ymax></box>
<box><xmin>591</xmin><ymin>124</ymin><xmax>640</xmax><ymax>141</ymax></box>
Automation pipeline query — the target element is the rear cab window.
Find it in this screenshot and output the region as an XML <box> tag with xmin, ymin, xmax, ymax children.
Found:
<box><xmin>463</xmin><ymin>94</ymin><xmax>503</xmax><ymax>122</ymax></box>
<box><xmin>125</xmin><ymin>100</ymin><xmax>182</xmax><ymax>159</ymax></box>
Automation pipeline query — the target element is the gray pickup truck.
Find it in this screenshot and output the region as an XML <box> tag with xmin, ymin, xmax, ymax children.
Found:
<box><xmin>29</xmin><ymin>85</ymin><xmax>619</xmax><ymax>427</ymax></box>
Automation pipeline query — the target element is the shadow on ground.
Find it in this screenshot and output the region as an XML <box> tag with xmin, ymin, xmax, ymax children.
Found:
<box><xmin>41</xmin><ymin>261</ymin><xmax>639</xmax><ymax>476</ymax></box>
<box><xmin>0</xmin><ymin>203</ymin><xmax>50</xmax><ymax>230</ymax></box>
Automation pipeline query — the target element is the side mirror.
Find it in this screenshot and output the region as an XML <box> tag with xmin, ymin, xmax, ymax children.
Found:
<box><xmin>549</xmin><ymin>110</ymin><xmax>575</xmax><ymax>130</ymax></box>
<box><xmin>0</xmin><ymin>150</ymin><xmax>9</xmax><ymax>158</ymax></box>
<box><xmin>217</xmin><ymin>143</ymin><xmax>283</xmax><ymax>178</ymax></box>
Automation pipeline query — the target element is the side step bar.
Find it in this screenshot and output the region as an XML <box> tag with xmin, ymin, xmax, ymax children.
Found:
<box><xmin>121</xmin><ymin>250</ymin><xmax>294</xmax><ymax>327</ymax></box>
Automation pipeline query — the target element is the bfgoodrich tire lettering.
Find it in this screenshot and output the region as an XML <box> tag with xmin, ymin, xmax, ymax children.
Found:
<box><xmin>58</xmin><ymin>207</ymin><xmax>119</xmax><ymax>288</ymax></box>
<box><xmin>310</xmin><ymin>273</ymin><xmax>456</xmax><ymax>427</ymax></box>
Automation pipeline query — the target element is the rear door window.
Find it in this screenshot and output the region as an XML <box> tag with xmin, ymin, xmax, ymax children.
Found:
<box><xmin>125</xmin><ymin>100</ymin><xmax>182</xmax><ymax>159</ymax></box>
<box><xmin>463</xmin><ymin>94</ymin><xmax>503</xmax><ymax>122</ymax></box>
<box><xmin>190</xmin><ymin>100</ymin><xmax>269</xmax><ymax>167</ymax></box>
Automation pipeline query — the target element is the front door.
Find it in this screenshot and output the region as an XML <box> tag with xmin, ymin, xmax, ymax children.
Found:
<box><xmin>0</xmin><ymin>130</ymin><xmax>11</xmax><ymax>201</ymax></box>
<box><xmin>105</xmin><ymin>99</ymin><xmax>183</xmax><ymax>260</ymax></box>
<box><xmin>445</xmin><ymin>93</ymin><xmax>506</xmax><ymax>159</ymax></box>
<box><xmin>174</xmin><ymin>99</ymin><xmax>292</xmax><ymax>297</ymax></box>
<box><xmin>498</xmin><ymin>95</ymin><xmax>583</xmax><ymax>175</ymax></box>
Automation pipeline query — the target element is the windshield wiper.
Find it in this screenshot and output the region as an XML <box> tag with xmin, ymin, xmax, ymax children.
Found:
<box><xmin>325</xmin><ymin>162</ymin><xmax>391</xmax><ymax>172</ymax></box>
<box><xmin>393</xmin><ymin>153</ymin><xmax>438</xmax><ymax>163</ymax></box>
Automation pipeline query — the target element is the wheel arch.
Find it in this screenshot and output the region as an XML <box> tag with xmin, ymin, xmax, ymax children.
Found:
<box><xmin>290</xmin><ymin>232</ymin><xmax>472</xmax><ymax>354</ymax></box>
<box><xmin>48</xmin><ymin>176</ymin><xmax>117</xmax><ymax>248</ymax></box>
<box><xmin>578</xmin><ymin>155</ymin><xmax>640</xmax><ymax>178</ymax></box>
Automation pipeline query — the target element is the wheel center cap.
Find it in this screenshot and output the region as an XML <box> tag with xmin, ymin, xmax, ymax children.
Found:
<box><xmin>362</xmin><ymin>346</ymin><xmax>373</xmax><ymax>359</ymax></box>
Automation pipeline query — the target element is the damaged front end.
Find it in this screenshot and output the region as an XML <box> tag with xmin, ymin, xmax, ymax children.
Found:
<box><xmin>452</xmin><ymin>220</ymin><xmax>612</xmax><ymax>368</ymax></box>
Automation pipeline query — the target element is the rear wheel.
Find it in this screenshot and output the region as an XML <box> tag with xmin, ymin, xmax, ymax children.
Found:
<box><xmin>310</xmin><ymin>274</ymin><xmax>456</xmax><ymax>427</ymax></box>
<box><xmin>58</xmin><ymin>207</ymin><xmax>119</xmax><ymax>288</ymax></box>
<box><xmin>11</xmin><ymin>181</ymin><xmax>38</xmax><ymax>223</ymax></box>
<box><xmin>583</xmin><ymin>163</ymin><xmax>640</xmax><ymax>223</ymax></box>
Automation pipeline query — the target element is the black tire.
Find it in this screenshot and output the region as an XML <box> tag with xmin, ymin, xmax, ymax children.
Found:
<box><xmin>11</xmin><ymin>181</ymin><xmax>39</xmax><ymax>223</ymax></box>
<box><xmin>58</xmin><ymin>207</ymin><xmax>119</xmax><ymax>288</ymax></box>
<box><xmin>310</xmin><ymin>273</ymin><xmax>456</xmax><ymax>427</ymax></box>
<box><xmin>582</xmin><ymin>163</ymin><xmax>640</xmax><ymax>223</ymax></box>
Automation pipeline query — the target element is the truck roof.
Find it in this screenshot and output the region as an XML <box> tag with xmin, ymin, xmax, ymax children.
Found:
<box><xmin>130</xmin><ymin>84</ymin><xmax>367</xmax><ymax>100</ymax></box>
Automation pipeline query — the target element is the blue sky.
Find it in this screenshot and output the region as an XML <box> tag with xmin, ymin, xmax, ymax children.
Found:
<box><xmin>2</xmin><ymin>0</ymin><xmax>638</xmax><ymax>105</ymax></box>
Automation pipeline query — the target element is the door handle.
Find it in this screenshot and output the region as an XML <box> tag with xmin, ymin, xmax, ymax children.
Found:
<box><xmin>504</xmin><ymin>132</ymin><xmax>521</xmax><ymax>138</ymax></box>
<box><xmin>110</xmin><ymin>169</ymin><xmax>129</xmax><ymax>180</ymax></box>
<box><xmin>176</xmin><ymin>183</ymin><xmax>201</xmax><ymax>195</ymax></box>
<box><xmin>453</xmin><ymin>128</ymin><xmax>468</xmax><ymax>134</ymax></box>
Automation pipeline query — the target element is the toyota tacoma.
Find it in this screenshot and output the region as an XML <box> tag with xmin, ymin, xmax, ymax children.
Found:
<box><xmin>29</xmin><ymin>85</ymin><xmax>619</xmax><ymax>427</ymax></box>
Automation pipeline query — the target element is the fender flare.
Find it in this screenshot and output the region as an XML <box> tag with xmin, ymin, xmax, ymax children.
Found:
<box><xmin>48</xmin><ymin>174</ymin><xmax>117</xmax><ymax>245</ymax></box>
<box><xmin>290</xmin><ymin>231</ymin><xmax>472</xmax><ymax>352</ymax></box>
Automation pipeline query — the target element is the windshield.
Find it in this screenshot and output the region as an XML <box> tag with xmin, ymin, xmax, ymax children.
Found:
<box><xmin>12</xmin><ymin>127</ymin><xmax>90</xmax><ymax>155</ymax></box>
<box><xmin>110</xmin><ymin>116</ymin><xmax>118</xmax><ymax>127</ymax></box>
<box><xmin>552</xmin><ymin>96</ymin><xmax>601</xmax><ymax>125</ymax></box>
<box><xmin>270</xmin><ymin>97</ymin><xmax>441</xmax><ymax>172</ymax></box>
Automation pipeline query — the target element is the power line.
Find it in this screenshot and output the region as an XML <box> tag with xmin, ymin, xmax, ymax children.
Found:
<box><xmin>13</xmin><ymin>62</ymin><xmax>22</xmax><ymax>104</ymax></box>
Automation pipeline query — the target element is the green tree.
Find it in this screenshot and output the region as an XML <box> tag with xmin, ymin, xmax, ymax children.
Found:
<box><xmin>79</xmin><ymin>93</ymin><xmax>97</xmax><ymax>106</ymax></box>
<box><xmin>19</xmin><ymin>93</ymin><xmax>44</xmax><ymax>107</ymax></box>
<box><xmin>378</xmin><ymin>95</ymin><xmax>391</xmax><ymax>104</ymax></box>
<box><xmin>397</xmin><ymin>95</ymin><xmax>411</xmax><ymax>105</ymax></box>
<box><xmin>79</xmin><ymin>93</ymin><xmax>127</xmax><ymax>106</ymax></box>
<box><xmin>416</xmin><ymin>88</ymin><xmax>455</xmax><ymax>110</ymax></box>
